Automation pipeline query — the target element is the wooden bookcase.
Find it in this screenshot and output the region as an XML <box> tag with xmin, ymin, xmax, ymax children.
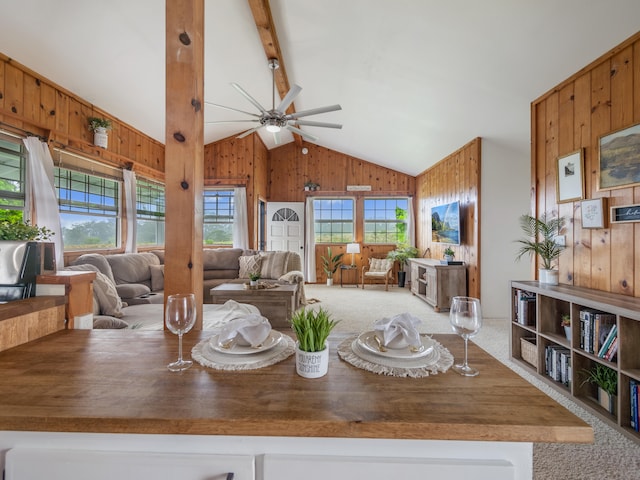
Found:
<box><xmin>510</xmin><ymin>280</ymin><xmax>640</xmax><ymax>444</ymax></box>
<box><xmin>408</xmin><ymin>259</ymin><xmax>467</xmax><ymax>312</ymax></box>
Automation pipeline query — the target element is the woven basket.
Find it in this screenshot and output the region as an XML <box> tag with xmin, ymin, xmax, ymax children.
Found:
<box><xmin>520</xmin><ymin>337</ymin><xmax>537</xmax><ymax>368</ymax></box>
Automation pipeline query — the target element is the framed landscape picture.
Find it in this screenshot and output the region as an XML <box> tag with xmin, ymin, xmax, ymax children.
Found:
<box><xmin>556</xmin><ymin>149</ymin><xmax>584</xmax><ymax>203</ymax></box>
<box><xmin>598</xmin><ymin>122</ymin><xmax>640</xmax><ymax>190</ymax></box>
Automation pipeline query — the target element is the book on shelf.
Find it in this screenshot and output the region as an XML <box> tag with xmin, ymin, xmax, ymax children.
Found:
<box><xmin>579</xmin><ymin>309</ymin><xmax>615</xmax><ymax>354</ymax></box>
<box><xmin>631</xmin><ymin>380</ymin><xmax>639</xmax><ymax>432</ymax></box>
<box><xmin>604</xmin><ymin>337</ymin><xmax>618</xmax><ymax>362</ymax></box>
<box><xmin>597</xmin><ymin>324</ymin><xmax>618</xmax><ymax>358</ymax></box>
<box><xmin>545</xmin><ymin>344</ymin><xmax>570</xmax><ymax>384</ymax></box>
<box><xmin>515</xmin><ymin>289</ymin><xmax>536</xmax><ymax>326</ymax></box>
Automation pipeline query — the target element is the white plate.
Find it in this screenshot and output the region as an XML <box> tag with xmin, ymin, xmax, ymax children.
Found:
<box><xmin>356</xmin><ymin>331</ymin><xmax>434</xmax><ymax>359</ymax></box>
<box><xmin>210</xmin><ymin>330</ymin><xmax>282</xmax><ymax>355</ymax></box>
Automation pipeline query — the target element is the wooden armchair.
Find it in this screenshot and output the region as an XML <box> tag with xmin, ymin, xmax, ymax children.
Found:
<box><xmin>361</xmin><ymin>258</ymin><xmax>394</xmax><ymax>291</ymax></box>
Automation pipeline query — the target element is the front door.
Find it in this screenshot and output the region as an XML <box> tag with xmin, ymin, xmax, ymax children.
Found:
<box><xmin>266</xmin><ymin>202</ymin><xmax>304</xmax><ymax>260</ymax></box>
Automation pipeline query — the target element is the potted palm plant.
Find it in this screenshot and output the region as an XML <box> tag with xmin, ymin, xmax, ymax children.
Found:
<box><xmin>515</xmin><ymin>212</ymin><xmax>566</xmax><ymax>285</ymax></box>
<box><xmin>321</xmin><ymin>247</ymin><xmax>344</xmax><ymax>286</ymax></box>
<box><xmin>386</xmin><ymin>244</ymin><xmax>419</xmax><ymax>287</ymax></box>
<box><xmin>290</xmin><ymin>307</ymin><xmax>339</xmax><ymax>378</ymax></box>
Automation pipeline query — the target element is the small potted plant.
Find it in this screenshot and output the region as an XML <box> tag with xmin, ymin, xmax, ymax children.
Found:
<box><xmin>515</xmin><ymin>212</ymin><xmax>566</xmax><ymax>285</ymax></box>
<box><xmin>581</xmin><ymin>364</ymin><xmax>618</xmax><ymax>415</ymax></box>
<box><xmin>88</xmin><ymin>116</ymin><xmax>112</xmax><ymax>149</ymax></box>
<box><xmin>386</xmin><ymin>244</ymin><xmax>419</xmax><ymax>287</ymax></box>
<box><xmin>561</xmin><ymin>314</ymin><xmax>571</xmax><ymax>341</ymax></box>
<box><xmin>249</xmin><ymin>272</ymin><xmax>261</xmax><ymax>287</ymax></box>
<box><xmin>321</xmin><ymin>247</ymin><xmax>344</xmax><ymax>286</ymax></box>
<box><xmin>0</xmin><ymin>219</ymin><xmax>53</xmax><ymax>241</ymax></box>
<box><xmin>443</xmin><ymin>247</ymin><xmax>455</xmax><ymax>263</ymax></box>
<box><xmin>290</xmin><ymin>307</ymin><xmax>339</xmax><ymax>378</ymax></box>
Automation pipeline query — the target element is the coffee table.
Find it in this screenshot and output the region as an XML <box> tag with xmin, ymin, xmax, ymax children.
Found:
<box><xmin>209</xmin><ymin>283</ymin><xmax>297</xmax><ymax>328</ymax></box>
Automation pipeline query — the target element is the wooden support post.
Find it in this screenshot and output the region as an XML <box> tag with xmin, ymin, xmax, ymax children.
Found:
<box><xmin>165</xmin><ymin>0</ymin><xmax>205</xmax><ymax>328</ymax></box>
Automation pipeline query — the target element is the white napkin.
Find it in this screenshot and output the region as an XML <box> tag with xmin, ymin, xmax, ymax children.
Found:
<box><xmin>373</xmin><ymin>313</ymin><xmax>422</xmax><ymax>349</ymax></box>
<box><xmin>217</xmin><ymin>314</ymin><xmax>272</xmax><ymax>348</ymax></box>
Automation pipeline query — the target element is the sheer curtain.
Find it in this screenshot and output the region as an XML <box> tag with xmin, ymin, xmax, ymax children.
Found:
<box><xmin>304</xmin><ymin>198</ymin><xmax>316</xmax><ymax>282</ymax></box>
<box><xmin>123</xmin><ymin>169</ymin><xmax>137</xmax><ymax>253</ymax></box>
<box><xmin>407</xmin><ymin>196</ymin><xmax>416</xmax><ymax>247</ymax></box>
<box><xmin>233</xmin><ymin>187</ymin><xmax>249</xmax><ymax>249</ymax></box>
<box><xmin>23</xmin><ymin>137</ymin><xmax>64</xmax><ymax>268</ymax></box>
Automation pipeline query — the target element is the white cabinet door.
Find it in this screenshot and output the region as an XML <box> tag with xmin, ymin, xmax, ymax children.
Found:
<box><xmin>260</xmin><ymin>454</ymin><xmax>515</xmax><ymax>480</ymax></box>
<box><xmin>6</xmin><ymin>448</ymin><xmax>254</xmax><ymax>480</ymax></box>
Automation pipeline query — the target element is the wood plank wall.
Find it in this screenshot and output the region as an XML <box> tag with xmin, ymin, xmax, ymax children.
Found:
<box><xmin>0</xmin><ymin>54</ymin><xmax>165</xmax><ymax>181</ymax></box>
<box><xmin>531</xmin><ymin>31</ymin><xmax>640</xmax><ymax>297</ymax></box>
<box><xmin>415</xmin><ymin>138</ymin><xmax>481</xmax><ymax>300</ymax></box>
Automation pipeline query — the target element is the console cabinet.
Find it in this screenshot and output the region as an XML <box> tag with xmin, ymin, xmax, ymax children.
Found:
<box><xmin>408</xmin><ymin>259</ymin><xmax>467</xmax><ymax>311</ymax></box>
<box><xmin>510</xmin><ymin>280</ymin><xmax>640</xmax><ymax>444</ymax></box>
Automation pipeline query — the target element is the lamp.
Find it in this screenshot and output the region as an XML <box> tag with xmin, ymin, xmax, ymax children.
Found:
<box><xmin>346</xmin><ymin>243</ymin><xmax>360</xmax><ymax>266</ymax></box>
<box><xmin>265</xmin><ymin>119</ymin><xmax>281</xmax><ymax>133</ymax></box>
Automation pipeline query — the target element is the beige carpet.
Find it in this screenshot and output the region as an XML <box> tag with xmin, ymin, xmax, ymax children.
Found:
<box><xmin>303</xmin><ymin>283</ymin><xmax>640</xmax><ymax>480</ymax></box>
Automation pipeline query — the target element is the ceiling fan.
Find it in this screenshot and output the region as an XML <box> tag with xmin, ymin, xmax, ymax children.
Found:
<box><xmin>205</xmin><ymin>58</ymin><xmax>342</xmax><ymax>144</ymax></box>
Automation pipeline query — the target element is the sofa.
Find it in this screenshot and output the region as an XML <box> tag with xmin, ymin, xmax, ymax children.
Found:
<box><xmin>71</xmin><ymin>248</ymin><xmax>305</xmax><ymax>308</ymax></box>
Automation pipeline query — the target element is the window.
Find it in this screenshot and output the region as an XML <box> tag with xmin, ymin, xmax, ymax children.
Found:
<box><xmin>136</xmin><ymin>178</ymin><xmax>165</xmax><ymax>247</ymax></box>
<box><xmin>0</xmin><ymin>133</ymin><xmax>27</xmax><ymax>223</ymax></box>
<box><xmin>55</xmin><ymin>167</ymin><xmax>120</xmax><ymax>250</ymax></box>
<box><xmin>363</xmin><ymin>197</ymin><xmax>409</xmax><ymax>244</ymax></box>
<box><xmin>203</xmin><ymin>189</ymin><xmax>234</xmax><ymax>245</ymax></box>
<box><xmin>313</xmin><ymin>198</ymin><xmax>354</xmax><ymax>243</ymax></box>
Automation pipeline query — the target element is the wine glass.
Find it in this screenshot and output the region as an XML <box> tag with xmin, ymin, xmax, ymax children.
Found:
<box><xmin>165</xmin><ymin>293</ymin><xmax>197</xmax><ymax>372</ymax></box>
<box><xmin>449</xmin><ymin>296</ymin><xmax>482</xmax><ymax>376</ymax></box>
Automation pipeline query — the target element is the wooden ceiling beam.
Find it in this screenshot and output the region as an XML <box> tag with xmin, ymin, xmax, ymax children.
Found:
<box><xmin>247</xmin><ymin>0</ymin><xmax>303</xmax><ymax>146</ymax></box>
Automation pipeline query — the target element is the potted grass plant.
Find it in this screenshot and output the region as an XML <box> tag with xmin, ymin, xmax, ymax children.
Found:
<box><xmin>290</xmin><ymin>307</ymin><xmax>339</xmax><ymax>378</ymax></box>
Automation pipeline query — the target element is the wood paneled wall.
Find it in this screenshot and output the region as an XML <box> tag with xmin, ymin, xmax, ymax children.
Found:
<box><xmin>532</xmin><ymin>31</ymin><xmax>640</xmax><ymax>297</ymax></box>
<box><xmin>0</xmin><ymin>53</ymin><xmax>165</xmax><ymax>180</ymax></box>
<box><xmin>415</xmin><ymin>138</ymin><xmax>481</xmax><ymax>300</ymax></box>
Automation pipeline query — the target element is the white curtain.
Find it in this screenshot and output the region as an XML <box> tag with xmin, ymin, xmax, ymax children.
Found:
<box><xmin>304</xmin><ymin>198</ymin><xmax>316</xmax><ymax>282</ymax></box>
<box><xmin>123</xmin><ymin>169</ymin><xmax>137</xmax><ymax>253</ymax></box>
<box><xmin>23</xmin><ymin>137</ymin><xmax>64</xmax><ymax>268</ymax></box>
<box><xmin>233</xmin><ymin>187</ymin><xmax>249</xmax><ymax>249</ymax></box>
<box><xmin>407</xmin><ymin>196</ymin><xmax>416</xmax><ymax>247</ymax></box>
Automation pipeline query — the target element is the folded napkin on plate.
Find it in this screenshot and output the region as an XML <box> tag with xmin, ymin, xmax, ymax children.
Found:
<box><xmin>217</xmin><ymin>314</ymin><xmax>272</xmax><ymax>347</ymax></box>
<box><xmin>373</xmin><ymin>313</ymin><xmax>422</xmax><ymax>349</ymax></box>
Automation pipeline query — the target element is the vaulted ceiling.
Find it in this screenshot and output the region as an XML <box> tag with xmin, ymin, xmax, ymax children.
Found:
<box><xmin>1</xmin><ymin>1</ymin><xmax>639</xmax><ymax>175</ymax></box>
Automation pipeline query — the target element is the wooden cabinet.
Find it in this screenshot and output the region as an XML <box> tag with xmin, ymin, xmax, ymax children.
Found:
<box><xmin>36</xmin><ymin>271</ymin><xmax>95</xmax><ymax>328</ymax></box>
<box><xmin>510</xmin><ymin>280</ymin><xmax>640</xmax><ymax>444</ymax></box>
<box><xmin>408</xmin><ymin>259</ymin><xmax>467</xmax><ymax>312</ymax></box>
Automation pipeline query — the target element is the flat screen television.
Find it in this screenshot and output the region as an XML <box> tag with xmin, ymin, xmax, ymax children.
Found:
<box><xmin>431</xmin><ymin>201</ymin><xmax>461</xmax><ymax>245</ymax></box>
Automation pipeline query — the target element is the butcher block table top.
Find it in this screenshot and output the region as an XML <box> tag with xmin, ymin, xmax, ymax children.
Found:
<box><xmin>0</xmin><ymin>330</ymin><xmax>592</xmax><ymax>444</ymax></box>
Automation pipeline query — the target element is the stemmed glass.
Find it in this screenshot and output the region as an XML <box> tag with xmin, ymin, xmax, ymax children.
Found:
<box><xmin>449</xmin><ymin>296</ymin><xmax>482</xmax><ymax>376</ymax></box>
<box><xmin>165</xmin><ymin>293</ymin><xmax>197</xmax><ymax>372</ymax></box>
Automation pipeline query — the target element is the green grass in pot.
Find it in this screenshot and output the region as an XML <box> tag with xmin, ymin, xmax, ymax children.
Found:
<box><xmin>290</xmin><ymin>307</ymin><xmax>339</xmax><ymax>352</ymax></box>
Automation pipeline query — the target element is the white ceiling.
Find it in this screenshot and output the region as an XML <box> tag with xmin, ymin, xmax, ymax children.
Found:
<box><xmin>1</xmin><ymin>1</ymin><xmax>639</xmax><ymax>175</ymax></box>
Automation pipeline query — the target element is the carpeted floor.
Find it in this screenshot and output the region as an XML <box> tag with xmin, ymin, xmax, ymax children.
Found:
<box><xmin>303</xmin><ymin>282</ymin><xmax>640</xmax><ymax>480</ymax></box>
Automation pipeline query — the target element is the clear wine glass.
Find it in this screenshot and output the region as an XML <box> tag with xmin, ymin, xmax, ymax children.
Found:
<box><xmin>165</xmin><ymin>293</ymin><xmax>197</xmax><ymax>372</ymax></box>
<box><xmin>449</xmin><ymin>296</ymin><xmax>482</xmax><ymax>376</ymax></box>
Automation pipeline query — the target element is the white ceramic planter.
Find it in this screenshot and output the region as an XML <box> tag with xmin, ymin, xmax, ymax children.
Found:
<box><xmin>539</xmin><ymin>268</ymin><xmax>559</xmax><ymax>285</ymax></box>
<box><xmin>564</xmin><ymin>326</ymin><xmax>571</xmax><ymax>341</ymax></box>
<box><xmin>93</xmin><ymin>127</ymin><xmax>108</xmax><ymax>149</ymax></box>
<box><xmin>326</xmin><ymin>278</ymin><xmax>333</xmax><ymax>286</ymax></box>
<box><xmin>295</xmin><ymin>344</ymin><xmax>329</xmax><ymax>378</ymax></box>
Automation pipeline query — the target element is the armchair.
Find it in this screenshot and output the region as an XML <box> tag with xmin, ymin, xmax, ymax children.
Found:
<box><xmin>361</xmin><ymin>257</ymin><xmax>394</xmax><ymax>291</ymax></box>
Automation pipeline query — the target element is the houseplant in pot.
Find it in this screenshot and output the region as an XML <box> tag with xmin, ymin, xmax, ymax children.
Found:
<box><xmin>386</xmin><ymin>244</ymin><xmax>419</xmax><ymax>287</ymax></box>
<box><xmin>515</xmin><ymin>212</ymin><xmax>566</xmax><ymax>285</ymax></box>
<box><xmin>321</xmin><ymin>246</ymin><xmax>343</xmax><ymax>286</ymax></box>
<box><xmin>88</xmin><ymin>116</ymin><xmax>112</xmax><ymax>149</ymax></box>
<box><xmin>581</xmin><ymin>363</ymin><xmax>617</xmax><ymax>415</ymax></box>
<box><xmin>561</xmin><ymin>314</ymin><xmax>571</xmax><ymax>341</ymax></box>
<box><xmin>443</xmin><ymin>247</ymin><xmax>455</xmax><ymax>263</ymax></box>
<box><xmin>290</xmin><ymin>307</ymin><xmax>339</xmax><ymax>378</ymax></box>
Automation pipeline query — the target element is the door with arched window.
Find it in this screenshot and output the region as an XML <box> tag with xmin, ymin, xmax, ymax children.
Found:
<box><xmin>265</xmin><ymin>202</ymin><xmax>304</xmax><ymax>259</ymax></box>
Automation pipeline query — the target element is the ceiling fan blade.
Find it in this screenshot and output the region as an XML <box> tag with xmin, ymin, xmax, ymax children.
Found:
<box><xmin>205</xmin><ymin>119</ymin><xmax>260</xmax><ymax>124</ymax></box>
<box><xmin>285</xmin><ymin>104</ymin><xmax>342</xmax><ymax>120</ymax></box>
<box><xmin>205</xmin><ymin>101</ymin><xmax>261</xmax><ymax>118</ymax></box>
<box><xmin>289</xmin><ymin>119</ymin><xmax>342</xmax><ymax>129</ymax></box>
<box><xmin>285</xmin><ymin>125</ymin><xmax>319</xmax><ymax>142</ymax></box>
<box><xmin>236</xmin><ymin>126</ymin><xmax>262</xmax><ymax>139</ymax></box>
<box><xmin>231</xmin><ymin>83</ymin><xmax>268</xmax><ymax>114</ymax></box>
<box><xmin>276</xmin><ymin>84</ymin><xmax>302</xmax><ymax>113</ymax></box>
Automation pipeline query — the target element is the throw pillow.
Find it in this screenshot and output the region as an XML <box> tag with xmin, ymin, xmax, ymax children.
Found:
<box><xmin>260</xmin><ymin>251</ymin><xmax>290</xmax><ymax>279</ymax></box>
<box><xmin>149</xmin><ymin>264</ymin><xmax>165</xmax><ymax>291</ymax></box>
<box><xmin>116</xmin><ymin>283</ymin><xmax>150</xmax><ymax>299</ymax></box>
<box><xmin>92</xmin><ymin>271</ymin><xmax>125</xmax><ymax>318</ymax></box>
<box><xmin>369</xmin><ymin>258</ymin><xmax>392</xmax><ymax>272</ymax></box>
<box><xmin>93</xmin><ymin>317</ymin><xmax>129</xmax><ymax>329</ymax></box>
<box><xmin>238</xmin><ymin>255</ymin><xmax>262</xmax><ymax>278</ymax></box>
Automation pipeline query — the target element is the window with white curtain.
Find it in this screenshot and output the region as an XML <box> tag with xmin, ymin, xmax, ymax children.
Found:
<box><xmin>0</xmin><ymin>132</ymin><xmax>28</xmax><ymax>223</ymax></box>
<box><xmin>363</xmin><ymin>197</ymin><xmax>410</xmax><ymax>244</ymax></box>
<box><xmin>203</xmin><ymin>189</ymin><xmax>234</xmax><ymax>245</ymax></box>
<box><xmin>136</xmin><ymin>177</ymin><xmax>165</xmax><ymax>247</ymax></box>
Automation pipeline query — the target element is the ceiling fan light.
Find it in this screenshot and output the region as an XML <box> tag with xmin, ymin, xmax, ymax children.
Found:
<box><xmin>266</xmin><ymin>124</ymin><xmax>280</xmax><ymax>133</ymax></box>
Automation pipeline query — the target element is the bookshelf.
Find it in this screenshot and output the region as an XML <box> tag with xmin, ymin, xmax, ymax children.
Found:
<box><xmin>510</xmin><ymin>280</ymin><xmax>640</xmax><ymax>444</ymax></box>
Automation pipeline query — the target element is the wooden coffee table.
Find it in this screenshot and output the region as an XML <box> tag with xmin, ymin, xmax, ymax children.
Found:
<box><xmin>210</xmin><ymin>283</ymin><xmax>297</xmax><ymax>328</ymax></box>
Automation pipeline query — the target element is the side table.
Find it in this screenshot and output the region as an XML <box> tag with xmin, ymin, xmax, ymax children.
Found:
<box><xmin>340</xmin><ymin>265</ymin><xmax>359</xmax><ymax>287</ymax></box>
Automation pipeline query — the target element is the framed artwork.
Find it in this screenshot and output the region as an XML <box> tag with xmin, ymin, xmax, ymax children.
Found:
<box><xmin>610</xmin><ymin>204</ymin><xmax>640</xmax><ymax>224</ymax></box>
<box><xmin>556</xmin><ymin>149</ymin><xmax>584</xmax><ymax>203</ymax></box>
<box><xmin>581</xmin><ymin>198</ymin><xmax>606</xmax><ymax>229</ymax></box>
<box><xmin>598</xmin><ymin>122</ymin><xmax>640</xmax><ymax>190</ymax></box>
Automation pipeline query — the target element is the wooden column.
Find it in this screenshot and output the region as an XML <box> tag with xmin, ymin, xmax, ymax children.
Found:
<box><xmin>165</xmin><ymin>0</ymin><xmax>205</xmax><ymax>328</ymax></box>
